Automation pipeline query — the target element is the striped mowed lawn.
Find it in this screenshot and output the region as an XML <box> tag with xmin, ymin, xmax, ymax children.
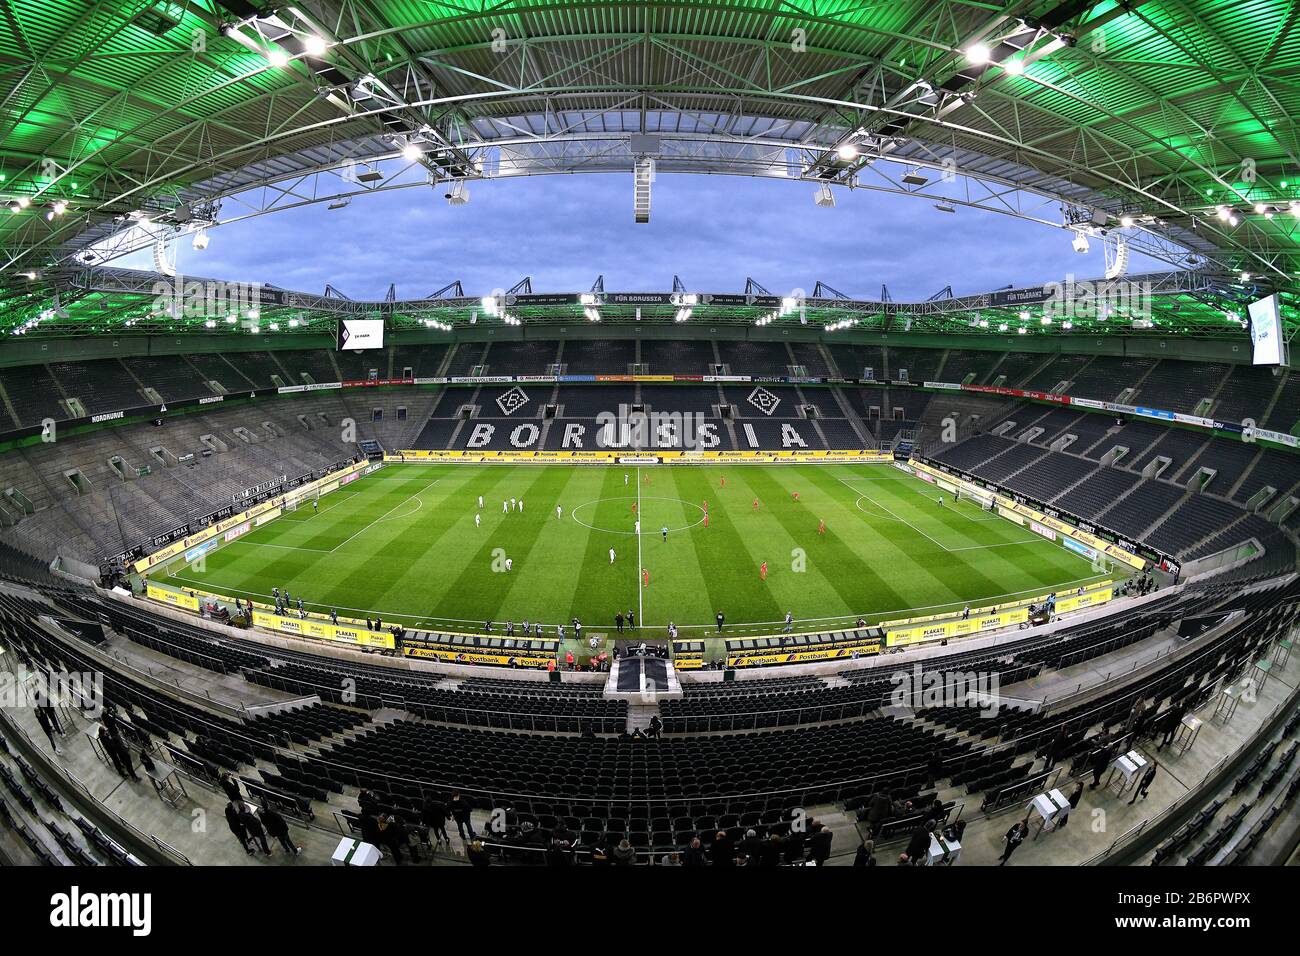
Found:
<box><xmin>156</xmin><ymin>461</ymin><xmax>1111</xmax><ymax>638</ymax></box>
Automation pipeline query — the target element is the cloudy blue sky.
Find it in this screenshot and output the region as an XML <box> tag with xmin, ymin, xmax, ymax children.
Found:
<box><xmin>123</xmin><ymin>172</ymin><xmax>1167</xmax><ymax>300</ymax></box>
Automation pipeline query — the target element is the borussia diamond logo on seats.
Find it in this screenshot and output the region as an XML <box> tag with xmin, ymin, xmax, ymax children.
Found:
<box><xmin>747</xmin><ymin>386</ymin><xmax>781</xmax><ymax>416</ymax></box>
<box><xmin>495</xmin><ymin>385</ymin><xmax>531</xmax><ymax>416</ymax></box>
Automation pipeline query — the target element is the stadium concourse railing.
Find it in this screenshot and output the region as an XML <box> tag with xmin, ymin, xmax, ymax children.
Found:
<box><xmin>1080</xmin><ymin>682</ymin><xmax>1300</xmax><ymax>865</ymax></box>
<box><xmin>116</xmin><ymin>604</ymin><xmax>1177</xmax><ymax>733</ymax></box>
<box><xmin>0</xmin><ymin>703</ymin><xmax>194</xmax><ymax>866</ymax></box>
<box><xmin>22</xmin><ymin>593</ymin><xmax>1267</xmax><ymax>839</ymax></box>
<box><xmin>243</xmin><ymin>666</ymin><xmax>625</xmax><ymax>734</ymax></box>
<box><xmin>127</xmin><ymin>577</ymin><xmax>1129</xmax><ymax>732</ymax></box>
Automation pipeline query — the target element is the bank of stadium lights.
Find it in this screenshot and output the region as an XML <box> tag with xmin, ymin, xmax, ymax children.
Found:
<box><xmin>401</xmin><ymin>141</ymin><xmax>424</xmax><ymax>163</ymax></box>
<box><xmin>422</xmin><ymin>319</ymin><xmax>452</xmax><ymax>331</ymax></box>
<box><xmin>11</xmin><ymin>313</ymin><xmax>47</xmax><ymax>335</ymax></box>
<box><xmin>669</xmin><ymin>293</ymin><xmax>697</xmax><ymax>322</ymax></box>
<box><xmin>755</xmin><ymin>297</ymin><xmax>801</xmax><ymax>327</ymax></box>
<box><xmin>966</xmin><ymin>32</ymin><xmax>1069</xmax><ymax>72</ymax></box>
<box><xmin>481</xmin><ymin>294</ymin><xmax>517</xmax><ymax>324</ymax></box>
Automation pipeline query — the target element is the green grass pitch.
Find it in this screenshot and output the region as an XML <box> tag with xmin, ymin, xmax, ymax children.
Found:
<box><xmin>154</xmin><ymin>461</ymin><xmax>1115</xmax><ymax>645</ymax></box>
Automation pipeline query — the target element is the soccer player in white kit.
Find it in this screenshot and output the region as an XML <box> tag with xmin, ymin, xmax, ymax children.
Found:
<box><xmin>505</xmin><ymin>557</ymin><xmax>513</xmax><ymax>571</ymax></box>
<box><xmin>511</xmin><ymin>497</ymin><xmax>516</xmax><ymax>511</ymax></box>
<box><xmin>478</xmin><ymin>495</ymin><xmax>483</xmax><ymax>509</ymax></box>
<box><xmin>475</xmin><ymin>513</ymin><xmax>480</xmax><ymax>528</ymax></box>
<box><xmin>634</xmin><ymin>519</ymin><xmax>640</xmax><ymax>535</ymax></box>
<box><xmin>609</xmin><ymin>547</ymin><xmax>616</xmax><ymax>564</ymax></box>
<box><xmin>503</xmin><ymin>500</ymin><xmax>508</xmax><ymax>513</ymax></box>
<box><xmin>556</xmin><ymin>505</ymin><xmax>562</xmax><ymax>519</ymax></box>
<box><xmin>519</xmin><ymin>499</ymin><xmax>523</xmax><ymax>513</ymax></box>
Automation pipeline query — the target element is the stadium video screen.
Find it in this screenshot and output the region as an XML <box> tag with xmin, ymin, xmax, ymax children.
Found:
<box><xmin>1247</xmin><ymin>294</ymin><xmax>1286</xmax><ymax>366</ymax></box>
<box><xmin>336</xmin><ymin>318</ymin><xmax>385</xmax><ymax>351</ymax></box>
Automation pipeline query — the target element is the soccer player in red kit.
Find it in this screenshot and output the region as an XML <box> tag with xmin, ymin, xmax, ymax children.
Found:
<box><xmin>703</xmin><ymin>499</ymin><xmax>708</xmax><ymax>512</ymax></box>
<box><xmin>704</xmin><ymin>514</ymin><xmax>709</xmax><ymax>528</ymax></box>
<box><xmin>753</xmin><ymin>498</ymin><xmax>760</xmax><ymax>511</ymax></box>
<box><xmin>760</xmin><ymin>561</ymin><xmax>768</xmax><ymax>581</ymax></box>
<box><xmin>720</xmin><ymin>476</ymin><xmax>725</xmax><ymax>488</ymax></box>
<box><xmin>818</xmin><ymin>519</ymin><xmax>826</xmax><ymax>535</ymax></box>
<box><xmin>642</xmin><ymin>568</ymin><xmax>650</xmax><ymax>586</ymax></box>
<box><xmin>792</xmin><ymin>491</ymin><xmax>800</xmax><ymax>502</ymax></box>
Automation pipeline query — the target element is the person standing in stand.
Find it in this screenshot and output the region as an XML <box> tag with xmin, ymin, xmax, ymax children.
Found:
<box><xmin>999</xmin><ymin>819</ymin><xmax>1029</xmax><ymax>865</ymax></box>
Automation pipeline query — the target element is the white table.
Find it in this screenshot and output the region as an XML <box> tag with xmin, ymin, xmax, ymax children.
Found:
<box><xmin>1107</xmin><ymin>750</ymin><xmax>1147</xmax><ymax>795</ymax></box>
<box><xmin>1027</xmin><ymin>789</ymin><xmax>1072</xmax><ymax>837</ymax></box>
<box><xmin>1172</xmin><ymin>715</ymin><xmax>1201</xmax><ymax>755</ymax></box>
<box><xmin>331</xmin><ymin>837</ymin><xmax>381</xmax><ymax>867</ymax></box>
<box><xmin>927</xmin><ymin>833</ymin><xmax>961</xmax><ymax>866</ymax></box>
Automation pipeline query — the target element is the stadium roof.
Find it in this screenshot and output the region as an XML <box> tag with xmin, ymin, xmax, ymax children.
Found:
<box><xmin>1</xmin><ymin>0</ymin><xmax>1297</xmax><ymax>339</ymax></box>
<box><xmin>0</xmin><ymin>263</ymin><xmax>1271</xmax><ymax>339</ymax></box>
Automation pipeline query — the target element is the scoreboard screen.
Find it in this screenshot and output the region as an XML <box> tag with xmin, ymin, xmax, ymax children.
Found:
<box><xmin>337</xmin><ymin>319</ymin><xmax>385</xmax><ymax>351</ymax></box>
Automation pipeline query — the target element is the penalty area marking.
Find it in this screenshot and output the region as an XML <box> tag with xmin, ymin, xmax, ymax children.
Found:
<box><xmin>844</xmin><ymin>476</ymin><xmax>1048</xmax><ymax>554</ymax></box>
<box><xmin>325</xmin><ymin>476</ymin><xmax>441</xmax><ymax>553</ymax></box>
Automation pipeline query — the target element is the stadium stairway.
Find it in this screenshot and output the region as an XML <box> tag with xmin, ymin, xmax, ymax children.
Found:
<box><xmin>626</xmin><ymin>703</ymin><xmax>661</xmax><ymax>734</ymax></box>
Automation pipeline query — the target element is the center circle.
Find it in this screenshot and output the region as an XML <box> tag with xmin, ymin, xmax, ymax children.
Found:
<box><xmin>569</xmin><ymin>495</ymin><xmax>707</xmax><ymax>536</ymax></box>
